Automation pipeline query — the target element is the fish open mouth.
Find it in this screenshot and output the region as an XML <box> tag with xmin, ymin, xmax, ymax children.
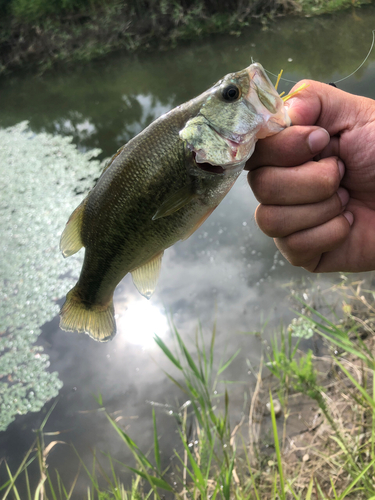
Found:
<box><xmin>193</xmin><ymin>152</ymin><xmax>225</xmax><ymax>174</ymax></box>
<box><xmin>191</xmin><ymin>129</ymin><xmax>249</xmax><ymax>175</ymax></box>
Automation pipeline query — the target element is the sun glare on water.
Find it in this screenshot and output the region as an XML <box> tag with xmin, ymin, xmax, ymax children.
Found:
<box><xmin>117</xmin><ymin>300</ymin><xmax>169</xmax><ymax>348</ymax></box>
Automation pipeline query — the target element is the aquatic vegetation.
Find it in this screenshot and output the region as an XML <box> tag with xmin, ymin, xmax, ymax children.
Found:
<box><xmin>0</xmin><ymin>122</ymin><xmax>103</xmax><ymax>431</ymax></box>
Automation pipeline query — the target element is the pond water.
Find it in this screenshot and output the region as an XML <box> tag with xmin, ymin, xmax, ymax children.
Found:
<box><xmin>1</xmin><ymin>4</ymin><xmax>375</xmax><ymax>495</ymax></box>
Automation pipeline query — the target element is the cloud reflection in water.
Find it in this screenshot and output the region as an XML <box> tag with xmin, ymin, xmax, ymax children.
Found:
<box><xmin>116</xmin><ymin>299</ymin><xmax>169</xmax><ymax>349</ymax></box>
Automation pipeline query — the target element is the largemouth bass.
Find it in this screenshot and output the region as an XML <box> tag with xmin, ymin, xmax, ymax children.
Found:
<box><xmin>59</xmin><ymin>62</ymin><xmax>290</xmax><ymax>342</ymax></box>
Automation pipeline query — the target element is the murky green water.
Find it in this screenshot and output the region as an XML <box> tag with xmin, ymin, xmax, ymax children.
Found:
<box><xmin>1</xmin><ymin>4</ymin><xmax>375</xmax><ymax>494</ymax></box>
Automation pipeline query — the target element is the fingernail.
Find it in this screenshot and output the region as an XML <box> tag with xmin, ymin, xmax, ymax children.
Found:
<box><xmin>337</xmin><ymin>187</ymin><xmax>349</xmax><ymax>207</ymax></box>
<box><xmin>337</xmin><ymin>159</ymin><xmax>345</xmax><ymax>180</ymax></box>
<box><xmin>308</xmin><ymin>128</ymin><xmax>330</xmax><ymax>155</ymax></box>
<box><xmin>343</xmin><ymin>211</ymin><xmax>353</xmax><ymax>226</ymax></box>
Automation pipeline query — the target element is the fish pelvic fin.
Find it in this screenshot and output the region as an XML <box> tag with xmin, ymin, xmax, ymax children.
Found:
<box><xmin>131</xmin><ymin>251</ymin><xmax>164</xmax><ymax>299</ymax></box>
<box><xmin>60</xmin><ymin>201</ymin><xmax>86</xmax><ymax>258</ymax></box>
<box><xmin>59</xmin><ymin>287</ymin><xmax>116</xmax><ymax>342</ymax></box>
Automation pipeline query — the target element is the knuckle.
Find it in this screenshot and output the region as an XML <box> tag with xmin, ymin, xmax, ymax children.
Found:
<box><xmin>320</xmin><ymin>194</ymin><xmax>343</xmax><ymax>221</ymax></box>
<box><xmin>279</xmin><ymin>234</ymin><xmax>314</xmax><ymax>267</ymax></box>
<box><xmin>248</xmin><ymin>170</ymin><xmax>275</xmax><ymax>203</ymax></box>
<box><xmin>317</xmin><ymin>158</ymin><xmax>340</xmax><ymax>197</ymax></box>
<box><xmin>256</xmin><ymin>205</ymin><xmax>285</xmax><ymax>237</ymax></box>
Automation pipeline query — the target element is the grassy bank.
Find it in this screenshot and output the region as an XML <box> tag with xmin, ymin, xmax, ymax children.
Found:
<box><xmin>0</xmin><ymin>0</ymin><xmax>372</xmax><ymax>74</ymax></box>
<box><xmin>2</xmin><ymin>274</ymin><xmax>375</xmax><ymax>499</ymax></box>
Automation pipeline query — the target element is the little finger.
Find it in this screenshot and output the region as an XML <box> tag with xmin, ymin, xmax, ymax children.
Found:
<box><xmin>274</xmin><ymin>213</ymin><xmax>352</xmax><ymax>270</ymax></box>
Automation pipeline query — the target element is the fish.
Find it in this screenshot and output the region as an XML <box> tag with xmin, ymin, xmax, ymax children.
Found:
<box><xmin>59</xmin><ymin>62</ymin><xmax>290</xmax><ymax>342</ymax></box>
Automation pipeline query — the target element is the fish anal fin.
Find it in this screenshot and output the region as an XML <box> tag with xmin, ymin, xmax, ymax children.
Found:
<box><xmin>131</xmin><ymin>251</ymin><xmax>164</xmax><ymax>299</ymax></box>
<box><xmin>152</xmin><ymin>185</ymin><xmax>197</xmax><ymax>220</ymax></box>
<box><xmin>181</xmin><ymin>206</ymin><xmax>217</xmax><ymax>241</ymax></box>
<box><xmin>59</xmin><ymin>286</ymin><xmax>116</xmax><ymax>342</ymax></box>
<box><xmin>60</xmin><ymin>201</ymin><xmax>85</xmax><ymax>257</ymax></box>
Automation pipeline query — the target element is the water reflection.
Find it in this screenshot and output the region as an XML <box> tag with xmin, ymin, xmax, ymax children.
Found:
<box><xmin>116</xmin><ymin>93</ymin><xmax>175</xmax><ymax>144</ymax></box>
<box><xmin>1</xmin><ymin>6</ymin><xmax>375</xmax><ymax>158</ymax></box>
<box><xmin>116</xmin><ymin>299</ymin><xmax>169</xmax><ymax>349</ymax></box>
<box><xmin>52</xmin><ymin>113</ymin><xmax>97</xmax><ymax>143</ymax></box>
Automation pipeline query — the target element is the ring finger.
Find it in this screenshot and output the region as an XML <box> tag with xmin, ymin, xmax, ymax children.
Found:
<box><xmin>255</xmin><ymin>188</ymin><xmax>349</xmax><ymax>238</ymax></box>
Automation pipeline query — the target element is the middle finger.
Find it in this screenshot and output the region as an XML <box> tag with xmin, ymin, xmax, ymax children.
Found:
<box><xmin>248</xmin><ymin>157</ymin><xmax>344</xmax><ymax>205</ymax></box>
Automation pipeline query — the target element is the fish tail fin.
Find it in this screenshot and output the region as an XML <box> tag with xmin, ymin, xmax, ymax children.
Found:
<box><xmin>59</xmin><ymin>286</ymin><xmax>116</xmax><ymax>342</ymax></box>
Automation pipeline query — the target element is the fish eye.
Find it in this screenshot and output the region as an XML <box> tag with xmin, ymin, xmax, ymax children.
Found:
<box><xmin>221</xmin><ymin>84</ymin><xmax>240</xmax><ymax>102</ymax></box>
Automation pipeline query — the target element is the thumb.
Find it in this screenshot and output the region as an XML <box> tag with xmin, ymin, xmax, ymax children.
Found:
<box><xmin>285</xmin><ymin>80</ymin><xmax>359</xmax><ymax>135</ymax></box>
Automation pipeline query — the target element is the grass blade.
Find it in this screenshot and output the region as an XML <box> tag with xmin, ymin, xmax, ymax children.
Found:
<box><xmin>162</xmin><ymin>370</ymin><xmax>189</xmax><ymax>395</ymax></box>
<box><xmin>173</xmin><ymin>327</ymin><xmax>204</xmax><ymax>382</ymax></box>
<box><xmin>241</xmin><ymin>436</ymin><xmax>261</xmax><ymax>500</ymax></box>
<box><xmin>269</xmin><ymin>390</ymin><xmax>285</xmax><ymax>500</ymax></box>
<box><xmin>306</xmin><ymin>477</ymin><xmax>314</xmax><ymax>500</ymax></box>
<box><xmin>126</xmin><ymin>467</ymin><xmax>173</xmax><ymax>492</ymax></box>
<box><xmin>105</xmin><ymin>413</ymin><xmax>155</xmax><ymax>471</ymax></box>
<box><xmin>4</xmin><ymin>463</ymin><xmax>21</xmax><ymax>500</ymax></box>
<box><xmin>218</xmin><ymin>349</ymin><xmax>240</xmax><ymax>375</ymax></box>
<box><xmin>338</xmin><ymin>458</ymin><xmax>375</xmax><ymax>499</ymax></box>
<box><xmin>210</xmin><ymin>320</ymin><xmax>217</xmax><ymax>372</ymax></box>
<box><xmin>154</xmin><ymin>334</ymin><xmax>182</xmax><ymax>370</ymax></box>
<box><xmin>46</xmin><ymin>472</ymin><xmax>58</xmax><ymax>500</ymax></box>
<box><xmin>152</xmin><ymin>409</ymin><xmax>161</xmax><ymax>475</ymax></box>
<box><xmin>334</xmin><ymin>357</ymin><xmax>375</xmax><ymax>409</ymax></box>
<box><xmin>221</xmin><ymin>450</ymin><xmax>235</xmax><ymax>500</ymax></box>
<box><xmin>297</xmin><ymin>313</ymin><xmax>370</xmax><ymax>362</ymax></box>
<box><xmin>1</xmin><ymin>445</ymin><xmax>35</xmax><ymax>500</ymax></box>
<box><xmin>178</xmin><ymin>430</ymin><xmax>206</xmax><ymax>491</ymax></box>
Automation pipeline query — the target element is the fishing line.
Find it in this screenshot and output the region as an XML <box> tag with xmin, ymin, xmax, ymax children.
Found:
<box><xmin>264</xmin><ymin>70</ymin><xmax>298</xmax><ymax>84</ymax></box>
<box><xmin>262</xmin><ymin>29</ymin><xmax>375</xmax><ymax>86</ymax></box>
<box><xmin>333</xmin><ymin>29</ymin><xmax>375</xmax><ymax>84</ymax></box>
<box><xmin>251</xmin><ymin>55</ymin><xmax>298</xmax><ymax>83</ymax></box>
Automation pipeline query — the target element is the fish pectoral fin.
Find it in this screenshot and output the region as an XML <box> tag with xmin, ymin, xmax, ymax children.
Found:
<box><xmin>60</xmin><ymin>200</ymin><xmax>86</xmax><ymax>257</ymax></box>
<box><xmin>181</xmin><ymin>206</ymin><xmax>217</xmax><ymax>241</ymax></box>
<box><xmin>131</xmin><ymin>251</ymin><xmax>164</xmax><ymax>299</ymax></box>
<box><xmin>152</xmin><ymin>184</ymin><xmax>197</xmax><ymax>220</ymax></box>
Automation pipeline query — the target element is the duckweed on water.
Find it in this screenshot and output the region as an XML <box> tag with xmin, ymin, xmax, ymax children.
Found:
<box><xmin>0</xmin><ymin>122</ymin><xmax>104</xmax><ymax>431</ymax></box>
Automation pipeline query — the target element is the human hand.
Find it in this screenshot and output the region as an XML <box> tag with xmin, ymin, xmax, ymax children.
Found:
<box><xmin>246</xmin><ymin>80</ymin><xmax>375</xmax><ymax>273</ymax></box>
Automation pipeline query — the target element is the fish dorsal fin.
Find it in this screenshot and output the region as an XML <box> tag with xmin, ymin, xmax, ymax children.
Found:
<box><xmin>101</xmin><ymin>144</ymin><xmax>126</xmax><ymax>174</ymax></box>
<box><xmin>131</xmin><ymin>251</ymin><xmax>164</xmax><ymax>299</ymax></box>
<box><xmin>60</xmin><ymin>201</ymin><xmax>85</xmax><ymax>257</ymax></box>
<box><xmin>152</xmin><ymin>184</ymin><xmax>197</xmax><ymax>220</ymax></box>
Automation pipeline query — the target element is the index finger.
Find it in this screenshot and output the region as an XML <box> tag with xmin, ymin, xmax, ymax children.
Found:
<box><xmin>246</xmin><ymin>125</ymin><xmax>330</xmax><ymax>170</ymax></box>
